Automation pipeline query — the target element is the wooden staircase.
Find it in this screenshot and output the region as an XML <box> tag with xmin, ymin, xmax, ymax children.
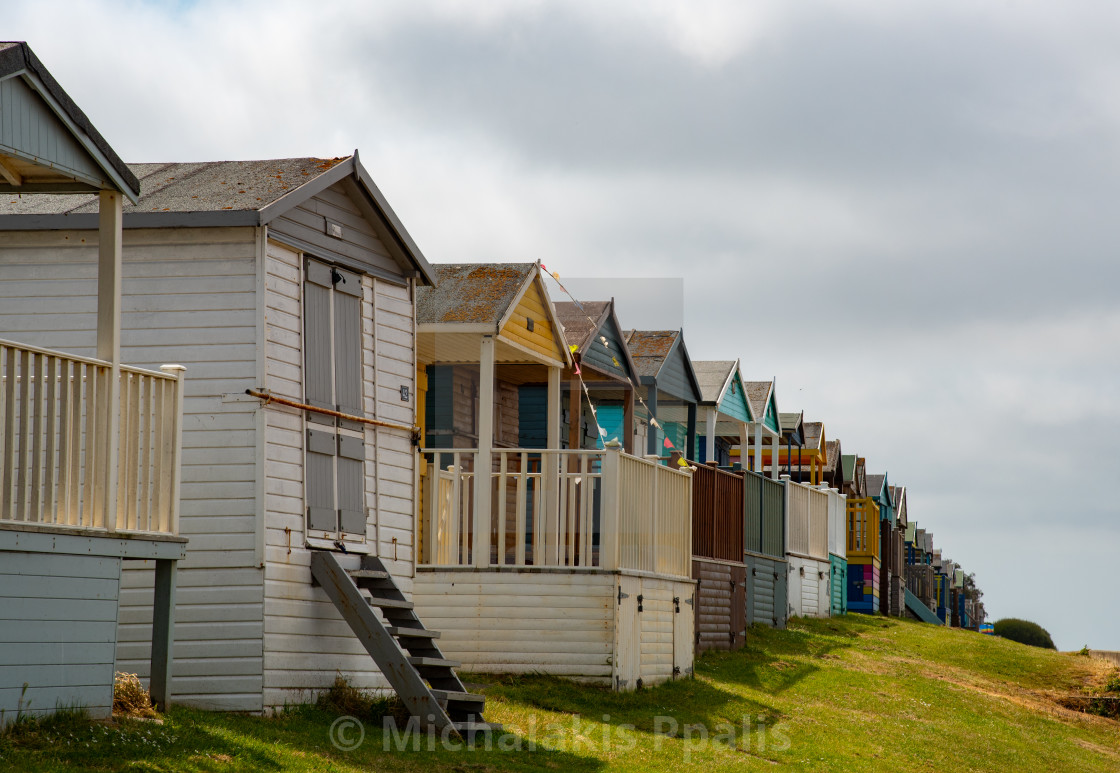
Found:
<box><xmin>309</xmin><ymin>550</ymin><xmax>497</xmax><ymax>735</ymax></box>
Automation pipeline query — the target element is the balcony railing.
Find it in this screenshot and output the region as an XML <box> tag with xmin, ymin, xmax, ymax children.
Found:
<box><xmin>785</xmin><ymin>478</ymin><xmax>829</xmax><ymax>561</ymax></box>
<box><xmin>421</xmin><ymin>447</ymin><xmax>692</xmax><ymax>578</ymax></box>
<box><xmin>846</xmin><ymin>497</ymin><xmax>880</xmax><ymax>558</ymax></box>
<box><xmin>0</xmin><ymin>339</ymin><xmax>183</xmax><ymax>536</ymax></box>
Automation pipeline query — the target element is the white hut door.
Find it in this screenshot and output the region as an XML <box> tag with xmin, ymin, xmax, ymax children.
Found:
<box><xmin>304</xmin><ymin>257</ymin><xmax>368</xmax><ymax>547</ymax></box>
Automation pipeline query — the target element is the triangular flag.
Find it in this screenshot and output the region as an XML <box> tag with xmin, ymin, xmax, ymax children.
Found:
<box><xmin>612</xmin><ymin>357</ymin><xmax>620</xmax><ymax>368</ymax></box>
<box><xmin>677</xmin><ymin>457</ymin><xmax>689</xmax><ymax>468</ymax></box>
<box><xmin>552</xmin><ymin>271</ymin><xmax>560</xmax><ymax>281</ymax></box>
<box><xmin>569</xmin><ymin>344</ymin><xmax>579</xmax><ymax>353</ymax></box>
<box><xmin>663</xmin><ymin>436</ymin><xmax>674</xmax><ymax>449</ymax></box>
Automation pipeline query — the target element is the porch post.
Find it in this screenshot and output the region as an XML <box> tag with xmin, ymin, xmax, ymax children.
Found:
<box><xmin>645</xmin><ymin>386</ymin><xmax>658</xmax><ymax>456</ymax></box>
<box><xmin>686</xmin><ymin>402</ymin><xmax>697</xmax><ymax>463</ymax></box>
<box><xmin>97</xmin><ymin>191</ymin><xmax>122</xmax><ymax>530</ymax></box>
<box><xmin>738</xmin><ymin>423</ymin><xmax>749</xmax><ymax>471</ymax></box>
<box><xmin>753</xmin><ymin>422</ymin><xmax>762</xmax><ymax>475</ymax></box>
<box><xmin>705</xmin><ymin>409</ymin><xmax>717</xmax><ymax>464</ymax></box>
<box><xmin>474</xmin><ymin>335</ymin><xmax>495</xmax><ymax>568</ymax></box>
<box><xmin>771</xmin><ymin>433</ymin><xmax>780</xmax><ymax>480</ymax></box>
<box><xmin>543</xmin><ymin>365</ymin><xmax>561</xmax><ymax>564</ymax></box>
<box><xmin>149</xmin><ymin>558</ymin><xmax>177</xmax><ymax>711</ymax></box>
<box><xmin>568</xmin><ymin>373</ymin><xmax>582</xmax><ymax>451</ymax></box>
<box><xmin>622</xmin><ymin>388</ymin><xmax>635</xmax><ymax>454</ymax></box>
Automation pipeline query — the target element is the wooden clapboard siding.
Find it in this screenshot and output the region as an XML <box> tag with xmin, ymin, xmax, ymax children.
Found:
<box><xmin>581</xmin><ymin>313</ymin><xmax>632</xmax><ymax>382</ymax></box>
<box><xmin>0</xmin><ymin>226</ymin><xmax>267</xmax><ymax>710</ymax></box>
<box><xmin>654</xmin><ymin>339</ymin><xmax>699</xmax><ymax>403</ymax></box>
<box><xmin>268</xmin><ymin>182</ymin><xmax>403</xmax><ymax>280</ymax></box>
<box><xmin>787</xmin><ymin>556</ymin><xmax>830</xmax><ymax>619</ymax></box>
<box><xmin>0</xmin><ymin>75</ymin><xmax>108</xmax><ymax>188</ymax></box>
<box><xmin>692</xmin><ymin>558</ymin><xmax>746</xmax><ymax>652</ymax></box>
<box><xmin>260</xmin><ymin>239</ymin><xmax>419</xmax><ymax>710</ymax></box>
<box><xmin>414</xmin><ymin>570</ymin><xmax>617</xmax><ymax>684</ymax></box>
<box><xmin>499</xmin><ymin>279</ymin><xmax>564</xmax><ymax>363</ymax></box>
<box><xmin>370</xmin><ymin>277</ymin><xmax>417</xmax><ymax>583</ymax></box>
<box><xmin>745</xmin><ymin>553</ymin><xmax>788</xmax><ymax>629</ymax></box>
<box><xmin>0</xmin><ymin>551</ymin><xmax>121</xmax><ymax>721</ymax></box>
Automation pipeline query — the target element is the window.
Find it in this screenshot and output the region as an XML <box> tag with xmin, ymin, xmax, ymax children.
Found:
<box><xmin>304</xmin><ymin>257</ymin><xmax>367</xmax><ymax>542</ymax></box>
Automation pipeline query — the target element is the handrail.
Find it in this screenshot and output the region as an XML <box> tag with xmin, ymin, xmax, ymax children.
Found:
<box><xmin>0</xmin><ymin>337</ymin><xmax>175</xmax><ymax>380</ymax></box>
<box><xmin>247</xmin><ymin>389</ymin><xmax>418</xmax><ymax>434</ymax></box>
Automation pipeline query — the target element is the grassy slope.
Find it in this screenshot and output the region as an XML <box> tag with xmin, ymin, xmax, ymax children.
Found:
<box><xmin>3</xmin><ymin>615</ymin><xmax>1118</xmax><ymax>772</ymax></box>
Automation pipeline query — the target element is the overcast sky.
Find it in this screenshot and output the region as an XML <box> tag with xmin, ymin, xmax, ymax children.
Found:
<box><xmin>9</xmin><ymin>1</ymin><xmax>1119</xmax><ymax>649</ymax></box>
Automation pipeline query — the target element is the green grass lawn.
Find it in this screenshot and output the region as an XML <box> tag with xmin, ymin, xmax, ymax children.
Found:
<box><xmin>3</xmin><ymin>615</ymin><xmax>1118</xmax><ymax>772</ymax></box>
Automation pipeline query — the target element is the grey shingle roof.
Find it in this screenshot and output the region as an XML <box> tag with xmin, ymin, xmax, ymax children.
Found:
<box><xmin>554</xmin><ymin>301</ymin><xmax>611</xmax><ymax>351</ymax></box>
<box><xmin>1</xmin><ymin>158</ymin><xmax>348</xmax><ymax>216</ymax></box>
<box><xmin>624</xmin><ymin>330</ymin><xmax>679</xmax><ymax>379</ymax></box>
<box><xmin>416</xmin><ymin>263</ymin><xmax>535</xmax><ymax>326</ymax></box>
<box><xmin>691</xmin><ymin>360</ymin><xmax>735</xmax><ymax>404</ymax></box>
<box><xmin>803</xmin><ymin>422</ymin><xmax>823</xmax><ymax>451</ymax></box>
<box><xmin>866</xmin><ymin>474</ymin><xmax>887</xmax><ymax>499</ymax></box>
<box><xmin>743</xmin><ymin>381</ymin><xmax>773</xmax><ymax>420</ymax></box>
<box><xmin>0</xmin><ymin>41</ymin><xmax>139</xmax><ymax>197</ymax></box>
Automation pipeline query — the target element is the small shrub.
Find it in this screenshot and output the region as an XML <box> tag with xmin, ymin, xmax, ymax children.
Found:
<box><xmin>113</xmin><ymin>672</ymin><xmax>157</xmax><ymax>718</ymax></box>
<box><xmin>992</xmin><ymin>618</ymin><xmax>1056</xmax><ymax>650</ymax></box>
<box><xmin>1077</xmin><ymin>645</ymin><xmax>1091</xmax><ymax>657</ymax></box>
<box><xmin>317</xmin><ymin>674</ymin><xmax>405</xmax><ymax>724</ymax></box>
<box><xmin>1105</xmin><ymin>673</ymin><xmax>1120</xmax><ymax>694</ymax></box>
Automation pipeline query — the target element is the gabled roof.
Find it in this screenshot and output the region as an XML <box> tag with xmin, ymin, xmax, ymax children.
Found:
<box><xmin>418</xmin><ymin>263</ymin><xmax>534</xmax><ymax>325</ymax></box>
<box><xmin>866</xmin><ymin>473</ymin><xmax>892</xmax><ymax>505</ymax></box>
<box><xmin>693</xmin><ymin>360</ymin><xmax>736</xmax><ymax>405</ymax></box>
<box><xmin>744</xmin><ymin>380</ymin><xmax>781</xmax><ymax>434</ymax></box>
<box><xmin>554</xmin><ymin>299</ymin><xmax>638</xmax><ymax>380</ymax></box>
<box><xmin>803</xmin><ymin>422</ymin><xmax>824</xmax><ymax>453</ymax></box>
<box><xmin>841</xmin><ymin>454</ymin><xmax>856</xmax><ymax>484</ymax></box>
<box><xmin>0</xmin><ymin>154</ymin><xmax>435</xmax><ymax>284</ymax></box>
<box><xmin>0</xmin><ymin>41</ymin><xmax>139</xmax><ymax>200</ymax></box>
<box><xmin>824</xmin><ymin>439</ymin><xmax>842</xmax><ymax>473</ymax></box>
<box><xmin>779</xmin><ymin>411</ymin><xmax>804</xmax><ymax>445</ymax></box>
<box><xmin>623</xmin><ymin>329</ymin><xmax>701</xmax><ymax>403</ymax></box>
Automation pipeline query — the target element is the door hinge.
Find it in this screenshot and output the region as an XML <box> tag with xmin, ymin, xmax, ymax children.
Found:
<box><xmin>685</xmin><ymin>595</ymin><xmax>694</xmax><ymax>607</ymax></box>
<box><xmin>615</xmin><ymin>676</ymin><xmax>627</xmax><ymax>689</ymax></box>
<box><xmin>618</xmin><ymin>586</ymin><xmax>630</xmax><ymax>605</ymax></box>
<box><xmin>637</xmin><ymin>594</ymin><xmax>644</xmax><ymax>612</ymax></box>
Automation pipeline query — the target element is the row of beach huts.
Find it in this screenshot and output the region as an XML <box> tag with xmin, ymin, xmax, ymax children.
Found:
<box><xmin>0</xmin><ymin>42</ymin><xmax>984</xmax><ymax>732</ymax></box>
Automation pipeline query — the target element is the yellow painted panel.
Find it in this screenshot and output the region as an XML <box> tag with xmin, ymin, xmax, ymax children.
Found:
<box><xmin>500</xmin><ymin>279</ymin><xmax>565</xmax><ymax>362</ymax></box>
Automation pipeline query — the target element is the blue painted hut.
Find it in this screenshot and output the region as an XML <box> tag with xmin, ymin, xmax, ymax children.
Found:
<box><xmin>552</xmin><ymin>300</ymin><xmax>640</xmax><ymax>452</ymax></box>
<box><xmin>623</xmin><ymin>330</ymin><xmax>701</xmax><ymax>460</ymax></box>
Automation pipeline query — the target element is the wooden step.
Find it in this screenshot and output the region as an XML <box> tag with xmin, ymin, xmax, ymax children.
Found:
<box><xmin>409</xmin><ymin>656</ymin><xmax>460</xmax><ymax>669</ymax></box>
<box><xmin>347</xmin><ymin>569</ymin><xmax>390</xmax><ymax>580</ymax></box>
<box><xmin>453</xmin><ymin>721</ymin><xmax>503</xmax><ymax>736</ymax></box>
<box><xmin>358</xmin><ymin>592</ymin><xmax>414</xmax><ymax>610</ymax></box>
<box><xmin>432</xmin><ymin>689</ymin><xmax>484</xmax><ymax>705</ymax></box>
<box><xmin>387</xmin><ymin>626</ymin><xmax>440</xmax><ymax>639</ymax></box>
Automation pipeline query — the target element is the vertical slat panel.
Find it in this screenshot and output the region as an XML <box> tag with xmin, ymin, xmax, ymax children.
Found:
<box><xmin>0</xmin><ymin>345</ymin><xmax>13</xmax><ymax>520</ymax></box>
<box><xmin>56</xmin><ymin>358</ymin><xmax>74</xmax><ymax>526</ymax></box>
<box><xmin>515</xmin><ymin>452</ymin><xmax>527</xmax><ymax>566</ymax></box>
<box><xmin>42</xmin><ymin>355</ymin><xmax>59</xmax><ymax>522</ymax></box>
<box><xmin>496</xmin><ymin>452</ymin><xmax>507</xmax><ymax>565</ymax></box>
<box><xmin>152</xmin><ymin>377</ymin><xmax>168</xmax><ymax>533</ymax></box>
<box><xmin>15</xmin><ymin>349</ymin><xmax>32</xmax><ymax>521</ymax></box>
<box><xmin>136</xmin><ymin>374</ymin><xmax>152</xmax><ymax>532</ymax></box>
<box><xmin>29</xmin><ymin>353</ymin><xmax>46</xmax><ymax>522</ymax></box>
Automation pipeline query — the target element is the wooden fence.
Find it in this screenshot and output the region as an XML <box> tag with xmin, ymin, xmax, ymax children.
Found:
<box><xmin>0</xmin><ymin>339</ymin><xmax>183</xmax><ymax>536</ymax></box>
<box><xmin>786</xmin><ymin>479</ymin><xmax>829</xmax><ymax>560</ymax></box>
<box><xmin>690</xmin><ymin>463</ymin><xmax>744</xmax><ymax>563</ymax></box>
<box><xmin>744</xmin><ymin>469</ymin><xmax>784</xmax><ymax>558</ymax></box>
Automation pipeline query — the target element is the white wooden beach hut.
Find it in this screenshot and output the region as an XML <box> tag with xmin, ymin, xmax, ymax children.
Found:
<box><xmin>1</xmin><ymin>147</ymin><xmax>496</xmax><ymax>731</ymax></box>
<box><xmin>0</xmin><ymin>41</ymin><xmax>186</xmax><ymax>722</ymax></box>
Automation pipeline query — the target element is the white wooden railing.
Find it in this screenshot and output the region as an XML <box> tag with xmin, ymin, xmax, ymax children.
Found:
<box><xmin>422</xmin><ymin>446</ymin><xmax>692</xmax><ymax>577</ymax></box>
<box><xmin>826</xmin><ymin>486</ymin><xmax>847</xmax><ymax>558</ymax></box>
<box><xmin>785</xmin><ymin>477</ymin><xmax>830</xmax><ymax>561</ymax></box>
<box><xmin>0</xmin><ymin>339</ymin><xmax>183</xmax><ymax>536</ymax></box>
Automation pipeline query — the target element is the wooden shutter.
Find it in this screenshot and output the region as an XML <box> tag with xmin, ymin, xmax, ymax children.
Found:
<box><xmin>303</xmin><ymin>257</ymin><xmax>368</xmax><ymax>543</ymax></box>
<box><xmin>337</xmin><ymin>434</ymin><xmax>366</xmax><ymax>535</ymax></box>
<box><xmin>306</xmin><ymin>428</ymin><xmax>338</xmax><ymax>532</ymax></box>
